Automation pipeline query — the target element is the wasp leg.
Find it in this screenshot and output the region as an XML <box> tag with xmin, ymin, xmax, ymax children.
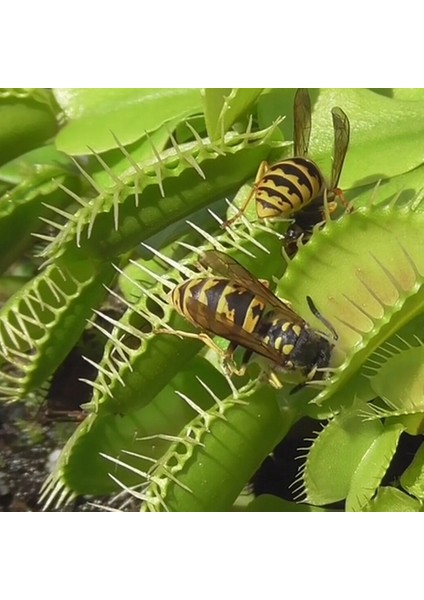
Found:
<box><xmin>156</xmin><ymin>327</ymin><xmax>225</xmax><ymax>355</ymax></box>
<box><xmin>240</xmin><ymin>347</ymin><xmax>282</xmax><ymax>388</ymax></box>
<box><xmin>332</xmin><ymin>187</ymin><xmax>353</xmax><ymax>213</ymax></box>
<box><xmin>267</xmin><ymin>371</ymin><xmax>283</xmax><ymax>389</ymax></box>
<box><xmin>222</xmin><ymin>341</ymin><xmax>246</xmax><ymax>376</ymax></box>
<box><xmin>322</xmin><ymin>199</ymin><xmax>338</xmax><ymax>222</ymax></box>
<box><xmin>156</xmin><ymin>328</ymin><xmax>244</xmax><ymax>377</ymax></box>
<box><xmin>221</xmin><ymin>161</ymin><xmax>269</xmax><ymax>229</ymax></box>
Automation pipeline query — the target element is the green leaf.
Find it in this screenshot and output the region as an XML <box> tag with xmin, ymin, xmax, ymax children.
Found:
<box><xmin>41</xmin><ymin>356</ymin><xmax>227</xmax><ymax>500</ymax></box>
<box><xmin>0</xmin><ymin>255</ymin><xmax>116</xmax><ymax>400</ymax></box>
<box><xmin>246</xmin><ymin>495</ymin><xmax>327</xmax><ymax>512</ymax></box>
<box><xmin>257</xmin><ymin>88</ymin><xmax>424</xmax><ymax>191</ymax></box>
<box><xmin>346</xmin><ymin>422</ymin><xmax>404</xmax><ymax>511</ymax></box>
<box><xmin>142</xmin><ymin>385</ymin><xmax>292</xmax><ymax>512</ymax></box>
<box><xmin>302</xmin><ymin>410</ymin><xmax>385</xmax><ymax>505</ymax></box>
<box><xmin>0</xmin><ymin>149</ymin><xmax>77</xmax><ymax>273</ymax></box>
<box><xmin>362</xmin><ymin>486</ymin><xmax>422</xmax><ymax>512</ymax></box>
<box><xmin>203</xmin><ymin>88</ymin><xmax>263</xmax><ymax>141</ymax></box>
<box><xmin>54</xmin><ymin>88</ymin><xmax>203</xmax><ymax>155</ymax></box>
<box><xmin>370</xmin><ymin>345</ymin><xmax>424</xmax><ymax>420</ymax></box>
<box><xmin>390</xmin><ymin>89</ymin><xmax>424</xmax><ymax>102</ymax></box>
<box><xmin>0</xmin><ymin>94</ymin><xmax>58</xmax><ymax>166</ymax></box>
<box><xmin>309</xmin><ymin>89</ymin><xmax>424</xmax><ymax>189</ymax></box>
<box><xmin>400</xmin><ymin>442</ymin><xmax>424</xmax><ymax>500</ymax></box>
<box><xmin>91</xmin><ymin>124</ymin><xmax>172</xmax><ymax>188</ymax></box>
<box><xmin>0</xmin><ymin>145</ymin><xmax>72</xmax><ymax>186</ymax></box>
<box><xmin>44</xmin><ymin>124</ymin><xmax>286</xmax><ymax>262</ymax></box>
<box><xmin>278</xmin><ymin>205</ymin><xmax>424</xmax><ymax>409</ymax></box>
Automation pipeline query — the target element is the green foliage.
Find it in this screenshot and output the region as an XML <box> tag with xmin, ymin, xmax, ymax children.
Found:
<box><xmin>54</xmin><ymin>88</ymin><xmax>203</xmax><ymax>154</ymax></box>
<box><xmin>2</xmin><ymin>88</ymin><xmax>424</xmax><ymax>512</ymax></box>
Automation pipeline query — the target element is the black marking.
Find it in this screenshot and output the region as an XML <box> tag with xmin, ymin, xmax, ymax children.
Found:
<box><xmin>176</xmin><ymin>280</ymin><xmax>196</xmax><ymax>310</ymax></box>
<box><xmin>291</xmin><ymin>156</ymin><xmax>323</xmax><ymax>178</ymax></box>
<box><xmin>202</xmin><ymin>279</ymin><xmax>230</xmax><ymax>313</ymax></box>
<box><xmin>186</xmin><ymin>279</ymin><xmax>207</xmax><ymax>301</ymax></box>
<box><xmin>224</xmin><ymin>286</ymin><xmax>261</xmax><ymax>328</ymax></box>
<box><xmin>257</xmin><ymin>193</ymin><xmax>295</xmax><ymax>211</ymax></box>
<box><xmin>260</xmin><ymin>175</ymin><xmax>305</xmax><ymax>201</ymax></box>
<box><xmin>273</xmin><ymin>163</ymin><xmax>315</xmax><ymax>196</ymax></box>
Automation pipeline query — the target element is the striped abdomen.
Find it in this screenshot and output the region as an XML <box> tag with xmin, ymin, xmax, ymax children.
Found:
<box><xmin>171</xmin><ymin>278</ymin><xmax>266</xmax><ymax>335</ymax></box>
<box><xmin>255</xmin><ymin>157</ymin><xmax>325</xmax><ymax>219</ymax></box>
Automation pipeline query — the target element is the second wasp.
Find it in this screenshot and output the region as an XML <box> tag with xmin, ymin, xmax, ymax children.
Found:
<box><xmin>224</xmin><ymin>89</ymin><xmax>351</xmax><ymax>257</ymax></box>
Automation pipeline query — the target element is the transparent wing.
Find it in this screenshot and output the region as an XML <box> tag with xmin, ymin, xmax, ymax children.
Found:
<box><xmin>185</xmin><ymin>295</ymin><xmax>287</xmax><ymax>367</ymax></box>
<box><xmin>293</xmin><ymin>88</ymin><xmax>312</xmax><ymax>157</ymax></box>
<box><xmin>200</xmin><ymin>250</ymin><xmax>302</xmax><ymax>322</ymax></box>
<box><xmin>330</xmin><ymin>107</ymin><xmax>350</xmax><ymax>189</ymax></box>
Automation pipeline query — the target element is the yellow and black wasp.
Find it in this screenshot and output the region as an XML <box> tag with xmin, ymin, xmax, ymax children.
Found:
<box><xmin>170</xmin><ymin>250</ymin><xmax>337</xmax><ymax>385</ymax></box>
<box><xmin>224</xmin><ymin>89</ymin><xmax>350</xmax><ymax>257</ymax></box>
<box><xmin>282</xmin><ymin>99</ymin><xmax>350</xmax><ymax>257</ymax></box>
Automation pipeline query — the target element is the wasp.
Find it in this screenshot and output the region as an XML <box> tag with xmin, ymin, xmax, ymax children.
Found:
<box><xmin>224</xmin><ymin>89</ymin><xmax>351</xmax><ymax>255</ymax></box>
<box><xmin>282</xmin><ymin>103</ymin><xmax>350</xmax><ymax>257</ymax></box>
<box><xmin>169</xmin><ymin>250</ymin><xmax>337</xmax><ymax>385</ymax></box>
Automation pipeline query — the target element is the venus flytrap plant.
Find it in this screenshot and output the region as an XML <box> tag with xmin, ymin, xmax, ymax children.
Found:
<box><xmin>6</xmin><ymin>89</ymin><xmax>424</xmax><ymax>512</ymax></box>
<box><xmin>39</xmin><ymin>213</ymin><xmax>288</xmax><ymax>507</ymax></box>
<box><xmin>40</xmin><ymin>121</ymin><xmax>287</xmax><ymax>263</ymax></box>
<box><xmin>40</xmin><ymin>356</ymin><xmax>238</xmax><ymax>508</ymax></box>
<box><xmin>0</xmin><ymin>256</ymin><xmax>116</xmax><ymax>402</ymax></box>
<box><xmin>118</xmin><ymin>193</ymin><xmax>424</xmax><ymax>511</ymax></box>
<box><xmin>45</xmin><ymin>185</ymin><xmax>424</xmax><ymax>509</ymax></box>
<box><xmin>0</xmin><ymin>100</ymin><xmax>287</xmax><ymax>408</ymax></box>
<box><xmin>139</xmin><ymin>381</ymin><xmax>290</xmax><ymax>512</ymax></box>
<box><xmin>277</xmin><ymin>200</ymin><xmax>424</xmax><ymax>410</ymax></box>
<box><xmin>0</xmin><ymin>146</ymin><xmax>78</xmax><ymax>274</ymax></box>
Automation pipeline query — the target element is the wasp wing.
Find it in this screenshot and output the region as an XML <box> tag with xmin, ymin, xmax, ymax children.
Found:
<box><xmin>294</xmin><ymin>88</ymin><xmax>312</xmax><ymax>157</ymax></box>
<box><xmin>185</xmin><ymin>294</ymin><xmax>288</xmax><ymax>368</ymax></box>
<box><xmin>200</xmin><ymin>250</ymin><xmax>302</xmax><ymax>322</ymax></box>
<box><xmin>330</xmin><ymin>107</ymin><xmax>350</xmax><ymax>190</ymax></box>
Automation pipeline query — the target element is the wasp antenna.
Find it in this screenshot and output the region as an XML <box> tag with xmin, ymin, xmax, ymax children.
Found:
<box><xmin>306</xmin><ymin>296</ymin><xmax>338</xmax><ymax>340</ymax></box>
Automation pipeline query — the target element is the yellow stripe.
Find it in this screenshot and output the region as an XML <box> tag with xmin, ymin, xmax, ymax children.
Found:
<box><xmin>292</xmin><ymin>325</ymin><xmax>302</xmax><ymax>337</ymax></box>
